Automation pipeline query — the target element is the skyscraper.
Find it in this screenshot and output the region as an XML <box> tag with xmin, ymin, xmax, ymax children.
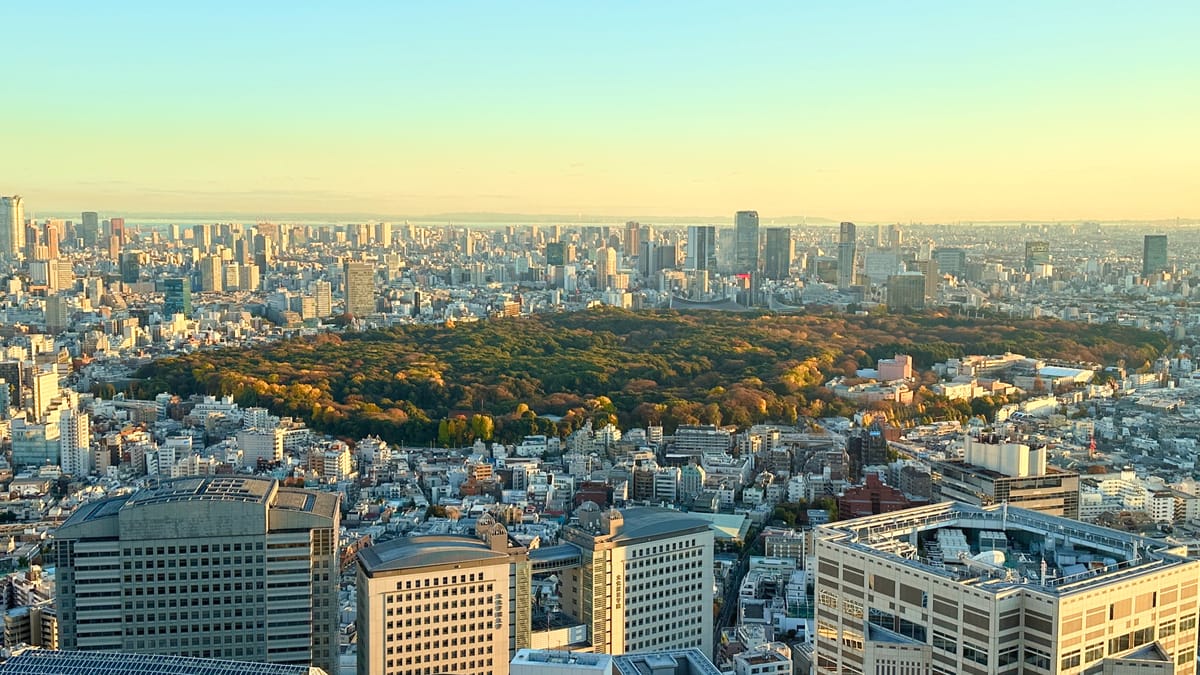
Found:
<box><xmin>594</xmin><ymin>246</ymin><xmax>618</xmax><ymax>290</ymax></box>
<box><xmin>763</xmin><ymin>227</ymin><xmax>792</xmax><ymax>280</ymax></box>
<box><xmin>685</xmin><ymin>225</ymin><xmax>716</xmax><ymax>271</ymax></box>
<box><xmin>80</xmin><ymin>211</ymin><xmax>99</xmax><ymax>247</ymax></box>
<box><xmin>162</xmin><ymin>277</ymin><xmax>193</xmax><ymax>317</ymax></box>
<box><xmin>313</xmin><ymin>279</ymin><xmax>332</xmax><ymax>318</ymax></box>
<box><xmin>1</xmin><ymin>196</ymin><xmax>26</xmax><ymax>256</ymax></box>
<box><xmin>1024</xmin><ymin>240</ymin><xmax>1050</xmax><ymax>272</ymax></box>
<box><xmin>55</xmin><ymin>477</ymin><xmax>340</xmax><ymax>674</ymax></box>
<box><xmin>624</xmin><ymin>220</ymin><xmax>640</xmax><ymax>257</ymax></box>
<box><xmin>343</xmin><ymin>260</ymin><xmax>376</xmax><ymax>316</ymax></box>
<box><xmin>1143</xmin><ymin>234</ymin><xmax>1168</xmax><ymax>276</ymax></box>
<box><xmin>886</xmin><ymin>272</ymin><xmax>926</xmax><ymax>311</ymax></box>
<box><xmin>734</xmin><ymin>211</ymin><xmax>760</xmax><ymax>273</ymax></box>
<box><xmin>836</xmin><ymin>221</ymin><xmax>857</xmax><ymax>290</ymax></box>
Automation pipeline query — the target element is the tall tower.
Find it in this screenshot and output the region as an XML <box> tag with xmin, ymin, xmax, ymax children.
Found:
<box><xmin>685</xmin><ymin>225</ymin><xmax>716</xmax><ymax>271</ymax></box>
<box><xmin>343</xmin><ymin>260</ymin><xmax>376</xmax><ymax>316</ymax></box>
<box><xmin>734</xmin><ymin>210</ymin><xmax>760</xmax><ymax>273</ymax></box>
<box><xmin>1142</xmin><ymin>234</ymin><xmax>1168</xmax><ymax>276</ymax></box>
<box><xmin>80</xmin><ymin>211</ymin><xmax>100</xmax><ymax>247</ymax></box>
<box><xmin>763</xmin><ymin>227</ymin><xmax>792</xmax><ymax>280</ymax></box>
<box><xmin>837</xmin><ymin>221</ymin><xmax>857</xmax><ymax>290</ymax></box>
<box><xmin>162</xmin><ymin>277</ymin><xmax>193</xmax><ymax>317</ymax></box>
<box><xmin>54</xmin><ymin>477</ymin><xmax>340</xmax><ymax>674</ymax></box>
<box><xmin>1</xmin><ymin>196</ymin><xmax>26</xmax><ymax>256</ymax></box>
<box><xmin>595</xmin><ymin>246</ymin><xmax>618</xmax><ymax>290</ymax></box>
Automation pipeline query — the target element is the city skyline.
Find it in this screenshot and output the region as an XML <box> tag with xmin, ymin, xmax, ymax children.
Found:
<box><xmin>7</xmin><ymin>1</ymin><xmax>1199</xmax><ymax>222</ymax></box>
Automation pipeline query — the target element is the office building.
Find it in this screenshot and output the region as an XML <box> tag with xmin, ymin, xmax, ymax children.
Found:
<box><xmin>199</xmin><ymin>255</ymin><xmax>224</xmax><ymax>292</ymax></box>
<box><xmin>762</xmin><ymin>227</ymin><xmax>792</xmax><ymax>280</ymax></box>
<box><xmin>313</xmin><ymin>280</ymin><xmax>333</xmax><ymax>318</ymax></box>
<box><xmin>624</xmin><ymin>221</ymin><xmax>640</xmax><ymax>257</ymax></box>
<box><xmin>813</xmin><ymin>502</ymin><xmax>1200</xmax><ymax>675</ymax></box>
<box><xmin>886</xmin><ymin>272</ymin><xmax>926</xmax><ymax>311</ymax></box>
<box><xmin>343</xmin><ymin>260</ymin><xmax>375</xmax><ymax>316</ymax></box>
<box><xmin>911</xmin><ymin>258</ymin><xmax>939</xmax><ymax>304</ymax></box>
<box><xmin>933</xmin><ymin>428</ymin><xmax>1080</xmax><ymax>518</ymax></box>
<box><xmin>356</xmin><ymin>515</ymin><xmax>531</xmax><ymax>675</ymax></box>
<box><xmin>734</xmin><ymin>210</ymin><xmax>759</xmax><ymax>274</ymax></box>
<box><xmin>685</xmin><ymin>225</ymin><xmax>716</xmax><ymax>272</ymax></box>
<box><xmin>80</xmin><ymin>211</ymin><xmax>100</xmax><ymax>247</ymax></box>
<box><xmin>933</xmin><ymin>247</ymin><xmax>966</xmax><ymax>277</ymax></box>
<box><xmin>162</xmin><ymin>277</ymin><xmax>193</xmax><ymax>318</ymax></box>
<box><xmin>837</xmin><ymin>222</ymin><xmax>856</xmax><ymax>290</ymax></box>
<box><xmin>546</xmin><ymin>242</ymin><xmax>566</xmax><ymax>267</ymax></box>
<box><xmin>54</xmin><ymin>477</ymin><xmax>340</xmax><ymax>674</ymax></box>
<box><xmin>1024</xmin><ymin>240</ymin><xmax>1050</xmax><ymax>272</ymax></box>
<box><xmin>595</xmin><ymin>246</ymin><xmax>618</xmax><ymax>290</ymax></box>
<box><xmin>1</xmin><ymin>196</ymin><xmax>25</xmax><ymax>256</ymax></box>
<box><xmin>0</xmin><ymin>650</ymin><xmax>329</xmax><ymax>675</ymax></box>
<box><xmin>1143</xmin><ymin>234</ymin><xmax>1168</xmax><ymax>276</ymax></box>
<box><xmin>557</xmin><ymin>505</ymin><xmax>714</xmax><ymax>656</ymax></box>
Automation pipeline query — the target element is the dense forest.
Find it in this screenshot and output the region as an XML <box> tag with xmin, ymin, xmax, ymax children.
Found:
<box><xmin>130</xmin><ymin>308</ymin><xmax>1169</xmax><ymax>445</ymax></box>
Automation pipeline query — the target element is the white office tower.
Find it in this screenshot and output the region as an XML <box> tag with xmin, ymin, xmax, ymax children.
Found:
<box><xmin>1</xmin><ymin>196</ymin><xmax>25</xmax><ymax>256</ymax></box>
<box><xmin>54</xmin><ymin>477</ymin><xmax>341</xmax><ymax>674</ymax></box>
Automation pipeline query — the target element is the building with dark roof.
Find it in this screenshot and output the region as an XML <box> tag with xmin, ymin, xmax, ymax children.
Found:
<box><xmin>0</xmin><ymin>649</ymin><xmax>328</xmax><ymax>675</ymax></box>
<box><xmin>53</xmin><ymin>477</ymin><xmax>340</xmax><ymax>675</ymax></box>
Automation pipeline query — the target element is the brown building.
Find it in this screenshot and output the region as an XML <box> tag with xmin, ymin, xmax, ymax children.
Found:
<box><xmin>838</xmin><ymin>474</ymin><xmax>916</xmax><ymax>520</ymax></box>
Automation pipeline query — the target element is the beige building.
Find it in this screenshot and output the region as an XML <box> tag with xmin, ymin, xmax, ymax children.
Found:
<box><xmin>813</xmin><ymin>502</ymin><xmax>1199</xmax><ymax>675</ymax></box>
<box><xmin>356</xmin><ymin>516</ymin><xmax>531</xmax><ymax>675</ymax></box>
<box><xmin>54</xmin><ymin>477</ymin><xmax>340</xmax><ymax>674</ymax></box>
<box><xmin>558</xmin><ymin>505</ymin><xmax>715</xmax><ymax>657</ymax></box>
<box><xmin>933</xmin><ymin>429</ymin><xmax>1080</xmax><ymax>518</ymax></box>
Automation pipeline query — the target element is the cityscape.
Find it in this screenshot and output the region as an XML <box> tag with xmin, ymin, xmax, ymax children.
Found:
<box><xmin>3</xmin><ymin>3</ymin><xmax>1200</xmax><ymax>675</ymax></box>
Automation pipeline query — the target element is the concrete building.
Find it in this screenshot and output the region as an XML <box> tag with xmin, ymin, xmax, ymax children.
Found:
<box><xmin>237</xmin><ymin>427</ymin><xmax>284</xmax><ymax>467</ymax></box>
<box><xmin>1</xmin><ymin>196</ymin><xmax>25</xmax><ymax>257</ymax></box>
<box><xmin>53</xmin><ymin>477</ymin><xmax>340</xmax><ymax>674</ymax></box>
<box><xmin>734</xmin><ymin>211</ymin><xmax>760</xmax><ymax>275</ymax></box>
<box><xmin>837</xmin><ymin>222</ymin><xmax>856</xmax><ymax>290</ymax></box>
<box><xmin>887</xmin><ymin>272</ymin><xmax>926</xmax><ymax>311</ymax></box>
<box><xmin>355</xmin><ymin>515</ymin><xmax>531</xmax><ymax>675</ymax></box>
<box><xmin>814</xmin><ymin>502</ymin><xmax>1200</xmax><ymax>675</ymax></box>
<box><xmin>510</xmin><ymin>650</ymin><xmax>615</xmax><ymax>675</ymax></box>
<box><xmin>558</xmin><ymin>505</ymin><xmax>714</xmax><ymax>657</ymax></box>
<box><xmin>685</xmin><ymin>225</ymin><xmax>717</xmax><ymax>272</ymax></box>
<box><xmin>1143</xmin><ymin>234</ymin><xmax>1168</xmax><ymax>276</ymax></box>
<box><xmin>762</xmin><ymin>227</ymin><xmax>791</xmax><ymax>280</ymax></box>
<box><xmin>933</xmin><ymin>429</ymin><xmax>1081</xmax><ymax>518</ymax></box>
<box><xmin>343</xmin><ymin>260</ymin><xmax>375</xmax><ymax>317</ymax></box>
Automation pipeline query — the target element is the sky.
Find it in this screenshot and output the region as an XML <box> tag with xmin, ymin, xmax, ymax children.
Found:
<box><xmin>6</xmin><ymin>1</ymin><xmax>1199</xmax><ymax>222</ymax></box>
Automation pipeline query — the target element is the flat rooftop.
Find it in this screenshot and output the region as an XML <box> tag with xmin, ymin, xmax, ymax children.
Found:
<box><xmin>817</xmin><ymin>502</ymin><xmax>1194</xmax><ymax>595</ymax></box>
<box><xmin>126</xmin><ymin>476</ymin><xmax>275</xmax><ymax>507</ymax></box>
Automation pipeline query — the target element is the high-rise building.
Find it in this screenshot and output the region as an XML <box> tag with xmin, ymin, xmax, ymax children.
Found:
<box><xmin>54</xmin><ymin>477</ymin><xmax>340</xmax><ymax>674</ymax></box>
<box><xmin>685</xmin><ymin>225</ymin><xmax>716</xmax><ymax>271</ymax></box>
<box><xmin>343</xmin><ymin>260</ymin><xmax>375</xmax><ymax>316</ymax></box>
<box><xmin>59</xmin><ymin>405</ymin><xmax>91</xmax><ymax>477</ymax></box>
<box><xmin>556</xmin><ymin>505</ymin><xmax>714</xmax><ymax>656</ymax></box>
<box><xmin>1024</xmin><ymin>240</ymin><xmax>1050</xmax><ymax>272</ymax></box>
<box><xmin>108</xmin><ymin>217</ymin><xmax>126</xmax><ymax>247</ymax></box>
<box><xmin>193</xmin><ymin>224</ymin><xmax>212</xmax><ymax>251</ymax></box>
<box><xmin>933</xmin><ymin>247</ymin><xmax>966</xmax><ymax>277</ymax></box>
<box><xmin>162</xmin><ymin>277</ymin><xmax>193</xmax><ymax>318</ymax></box>
<box><xmin>356</xmin><ymin>515</ymin><xmax>530</xmax><ymax>675</ymax></box>
<box><xmin>734</xmin><ymin>211</ymin><xmax>760</xmax><ymax>273</ymax></box>
<box><xmin>595</xmin><ymin>246</ymin><xmax>618</xmax><ymax>290</ymax></box>
<box><xmin>546</xmin><ymin>242</ymin><xmax>566</xmax><ymax>267</ymax></box>
<box><xmin>911</xmin><ymin>258</ymin><xmax>939</xmax><ymax>305</ymax></box>
<box><xmin>763</xmin><ymin>227</ymin><xmax>792</xmax><ymax>280</ymax></box>
<box><xmin>313</xmin><ymin>280</ymin><xmax>333</xmax><ymax>318</ymax></box>
<box><xmin>1143</xmin><ymin>234</ymin><xmax>1168</xmax><ymax>276</ymax></box>
<box><xmin>624</xmin><ymin>221</ymin><xmax>640</xmax><ymax>257</ymax></box>
<box><xmin>886</xmin><ymin>272</ymin><xmax>926</xmax><ymax>311</ymax></box>
<box><xmin>199</xmin><ymin>255</ymin><xmax>224</xmax><ymax>292</ymax></box>
<box><xmin>44</xmin><ymin>294</ymin><xmax>70</xmax><ymax>334</ymax></box>
<box><xmin>813</xmin><ymin>502</ymin><xmax>1200</xmax><ymax>675</ymax></box>
<box><xmin>1</xmin><ymin>196</ymin><xmax>26</xmax><ymax>256</ymax></box>
<box><xmin>837</xmin><ymin>222</ymin><xmax>856</xmax><ymax>290</ymax></box>
<box><xmin>80</xmin><ymin>211</ymin><xmax>100</xmax><ymax>247</ymax></box>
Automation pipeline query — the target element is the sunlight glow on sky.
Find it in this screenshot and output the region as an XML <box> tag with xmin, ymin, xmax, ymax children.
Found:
<box><xmin>6</xmin><ymin>1</ymin><xmax>1199</xmax><ymax>222</ymax></box>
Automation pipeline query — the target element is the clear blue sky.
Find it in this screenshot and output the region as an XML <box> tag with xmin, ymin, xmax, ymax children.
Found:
<box><xmin>7</xmin><ymin>1</ymin><xmax>1199</xmax><ymax>221</ymax></box>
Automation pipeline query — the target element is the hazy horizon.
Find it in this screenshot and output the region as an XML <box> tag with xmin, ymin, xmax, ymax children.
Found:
<box><xmin>7</xmin><ymin>1</ymin><xmax>1199</xmax><ymax>221</ymax></box>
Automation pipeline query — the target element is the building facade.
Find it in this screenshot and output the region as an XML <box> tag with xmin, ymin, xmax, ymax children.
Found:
<box><xmin>813</xmin><ymin>502</ymin><xmax>1199</xmax><ymax>675</ymax></box>
<box><xmin>356</xmin><ymin>516</ymin><xmax>531</xmax><ymax>675</ymax></box>
<box><xmin>837</xmin><ymin>222</ymin><xmax>856</xmax><ymax>290</ymax></box>
<box><xmin>734</xmin><ymin>211</ymin><xmax>760</xmax><ymax>274</ymax></box>
<box><xmin>53</xmin><ymin>477</ymin><xmax>340</xmax><ymax>674</ymax></box>
<box><xmin>343</xmin><ymin>260</ymin><xmax>376</xmax><ymax>317</ymax></box>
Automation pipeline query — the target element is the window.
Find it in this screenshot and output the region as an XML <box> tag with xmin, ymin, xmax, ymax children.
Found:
<box><xmin>1061</xmin><ymin>649</ymin><xmax>1081</xmax><ymax>670</ymax></box>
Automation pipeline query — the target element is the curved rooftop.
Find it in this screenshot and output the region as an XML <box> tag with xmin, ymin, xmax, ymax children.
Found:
<box><xmin>125</xmin><ymin>477</ymin><xmax>276</xmax><ymax>508</ymax></box>
<box><xmin>609</xmin><ymin>507</ymin><xmax>712</xmax><ymax>543</ymax></box>
<box><xmin>358</xmin><ymin>535</ymin><xmax>508</xmax><ymax>574</ymax></box>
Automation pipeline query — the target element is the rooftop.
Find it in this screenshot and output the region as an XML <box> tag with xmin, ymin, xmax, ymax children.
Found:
<box><xmin>817</xmin><ymin>502</ymin><xmax>1194</xmax><ymax>595</ymax></box>
<box><xmin>125</xmin><ymin>476</ymin><xmax>274</xmax><ymax>508</ymax></box>
<box><xmin>358</xmin><ymin>535</ymin><xmax>509</xmax><ymax>574</ymax></box>
<box><xmin>0</xmin><ymin>650</ymin><xmax>326</xmax><ymax>675</ymax></box>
